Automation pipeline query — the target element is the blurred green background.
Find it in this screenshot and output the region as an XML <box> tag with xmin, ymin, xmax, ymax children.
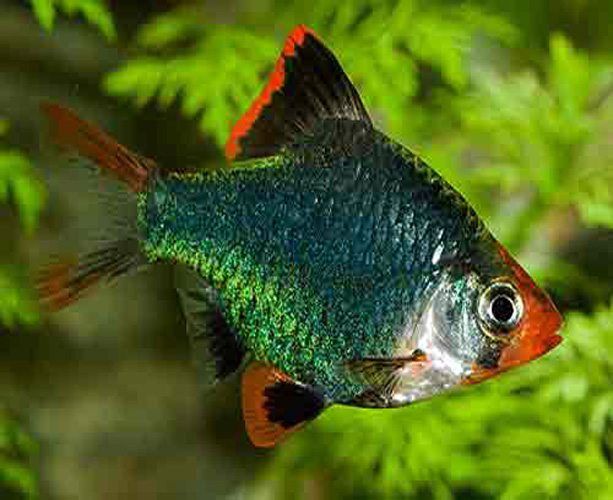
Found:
<box><xmin>0</xmin><ymin>0</ymin><xmax>611</xmax><ymax>498</ymax></box>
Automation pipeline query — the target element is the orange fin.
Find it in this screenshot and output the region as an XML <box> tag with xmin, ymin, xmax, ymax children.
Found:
<box><xmin>241</xmin><ymin>362</ymin><xmax>325</xmax><ymax>448</ymax></box>
<box><xmin>41</xmin><ymin>102</ymin><xmax>155</xmax><ymax>192</ymax></box>
<box><xmin>36</xmin><ymin>239</ymin><xmax>141</xmax><ymax>312</ymax></box>
<box><xmin>36</xmin><ymin>259</ymin><xmax>99</xmax><ymax>311</ymax></box>
<box><xmin>225</xmin><ymin>25</ymin><xmax>371</xmax><ymax>162</ymax></box>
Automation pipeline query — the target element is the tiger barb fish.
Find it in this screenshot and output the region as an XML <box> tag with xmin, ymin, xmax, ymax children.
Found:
<box><xmin>38</xmin><ymin>25</ymin><xmax>563</xmax><ymax>447</ymax></box>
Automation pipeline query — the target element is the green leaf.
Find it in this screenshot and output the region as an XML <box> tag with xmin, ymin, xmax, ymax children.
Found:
<box><xmin>136</xmin><ymin>7</ymin><xmax>205</xmax><ymax>49</ymax></box>
<box><xmin>439</xmin><ymin>33</ymin><xmax>612</xmax><ymax>237</ymax></box>
<box><xmin>28</xmin><ymin>0</ymin><xmax>116</xmax><ymax>41</ymax></box>
<box><xmin>0</xmin><ymin>416</ymin><xmax>38</xmax><ymax>455</ymax></box>
<box><xmin>0</xmin><ymin>267</ymin><xmax>39</xmax><ymax>329</ymax></box>
<box><xmin>0</xmin><ymin>458</ymin><xmax>37</xmax><ymax>498</ymax></box>
<box><xmin>0</xmin><ymin>413</ymin><xmax>38</xmax><ymax>497</ymax></box>
<box><xmin>105</xmin><ymin>27</ymin><xmax>277</xmax><ymax>147</ymax></box>
<box><xmin>105</xmin><ymin>1</ymin><xmax>516</xmax><ymax>150</ymax></box>
<box><xmin>549</xmin><ymin>32</ymin><xmax>592</xmax><ymax>118</ymax></box>
<box><xmin>29</xmin><ymin>0</ymin><xmax>55</xmax><ymax>32</ymax></box>
<box><xmin>0</xmin><ymin>150</ymin><xmax>46</xmax><ymax>235</ymax></box>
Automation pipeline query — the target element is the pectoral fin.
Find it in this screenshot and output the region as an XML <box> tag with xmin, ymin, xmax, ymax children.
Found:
<box><xmin>241</xmin><ymin>363</ymin><xmax>325</xmax><ymax>448</ymax></box>
<box><xmin>345</xmin><ymin>350</ymin><xmax>428</xmax><ymax>407</ymax></box>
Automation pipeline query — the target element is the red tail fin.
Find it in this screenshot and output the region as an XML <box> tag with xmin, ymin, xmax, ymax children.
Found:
<box><xmin>40</xmin><ymin>102</ymin><xmax>154</xmax><ymax>192</ymax></box>
<box><xmin>36</xmin><ymin>259</ymin><xmax>101</xmax><ymax>311</ymax></box>
<box><xmin>36</xmin><ymin>240</ymin><xmax>142</xmax><ymax>312</ymax></box>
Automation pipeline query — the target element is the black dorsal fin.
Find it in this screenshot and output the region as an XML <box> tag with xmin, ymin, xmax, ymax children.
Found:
<box><xmin>174</xmin><ymin>265</ymin><xmax>244</xmax><ymax>384</ymax></box>
<box><xmin>225</xmin><ymin>25</ymin><xmax>372</xmax><ymax>161</ymax></box>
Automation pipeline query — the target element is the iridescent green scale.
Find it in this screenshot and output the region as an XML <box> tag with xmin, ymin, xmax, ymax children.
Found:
<box><xmin>139</xmin><ymin>124</ymin><xmax>484</xmax><ymax>401</ymax></box>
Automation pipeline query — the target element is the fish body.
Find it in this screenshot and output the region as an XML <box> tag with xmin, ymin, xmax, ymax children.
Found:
<box><xmin>39</xmin><ymin>25</ymin><xmax>563</xmax><ymax>447</ymax></box>
<box><xmin>140</xmin><ymin>122</ymin><xmax>488</xmax><ymax>404</ymax></box>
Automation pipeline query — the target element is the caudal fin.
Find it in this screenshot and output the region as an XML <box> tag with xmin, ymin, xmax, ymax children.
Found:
<box><xmin>36</xmin><ymin>103</ymin><xmax>154</xmax><ymax>311</ymax></box>
<box><xmin>41</xmin><ymin>102</ymin><xmax>155</xmax><ymax>192</ymax></box>
<box><xmin>36</xmin><ymin>240</ymin><xmax>142</xmax><ymax>311</ymax></box>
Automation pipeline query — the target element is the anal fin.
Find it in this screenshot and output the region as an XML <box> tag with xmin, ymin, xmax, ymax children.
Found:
<box><xmin>242</xmin><ymin>363</ymin><xmax>325</xmax><ymax>448</ymax></box>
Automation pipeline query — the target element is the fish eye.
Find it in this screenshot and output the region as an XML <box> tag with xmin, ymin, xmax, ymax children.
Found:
<box><xmin>478</xmin><ymin>282</ymin><xmax>523</xmax><ymax>333</ymax></box>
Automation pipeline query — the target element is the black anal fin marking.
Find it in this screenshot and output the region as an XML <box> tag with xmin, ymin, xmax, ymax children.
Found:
<box><xmin>225</xmin><ymin>25</ymin><xmax>372</xmax><ymax>161</ymax></box>
<box><xmin>242</xmin><ymin>363</ymin><xmax>326</xmax><ymax>447</ymax></box>
<box><xmin>264</xmin><ymin>380</ymin><xmax>325</xmax><ymax>429</ymax></box>
<box><xmin>174</xmin><ymin>265</ymin><xmax>245</xmax><ymax>384</ymax></box>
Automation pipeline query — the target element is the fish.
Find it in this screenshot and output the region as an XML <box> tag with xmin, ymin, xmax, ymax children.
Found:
<box><xmin>37</xmin><ymin>25</ymin><xmax>563</xmax><ymax>448</ymax></box>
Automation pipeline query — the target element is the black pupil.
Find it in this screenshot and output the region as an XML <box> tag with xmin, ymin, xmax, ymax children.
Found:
<box><xmin>491</xmin><ymin>295</ymin><xmax>515</xmax><ymax>323</ymax></box>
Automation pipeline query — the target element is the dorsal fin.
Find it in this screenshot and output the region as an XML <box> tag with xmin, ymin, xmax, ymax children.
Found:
<box><xmin>225</xmin><ymin>25</ymin><xmax>372</xmax><ymax>161</ymax></box>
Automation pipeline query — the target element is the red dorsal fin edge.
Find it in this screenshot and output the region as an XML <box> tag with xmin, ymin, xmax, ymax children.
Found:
<box><xmin>225</xmin><ymin>25</ymin><xmax>371</xmax><ymax>162</ymax></box>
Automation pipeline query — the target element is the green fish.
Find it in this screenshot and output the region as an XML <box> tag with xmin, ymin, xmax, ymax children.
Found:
<box><xmin>38</xmin><ymin>25</ymin><xmax>563</xmax><ymax>447</ymax></box>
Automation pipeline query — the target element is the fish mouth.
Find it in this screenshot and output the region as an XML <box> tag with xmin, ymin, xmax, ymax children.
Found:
<box><xmin>497</xmin><ymin>273</ymin><xmax>564</xmax><ymax>371</ymax></box>
<box><xmin>465</xmin><ymin>308</ymin><xmax>563</xmax><ymax>385</ymax></box>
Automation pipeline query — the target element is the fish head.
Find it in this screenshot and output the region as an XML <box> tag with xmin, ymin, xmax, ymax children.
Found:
<box><xmin>463</xmin><ymin>244</ymin><xmax>563</xmax><ymax>383</ymax></box>
<box><xmin>390</xmin><ymin>242</ymin><xmax>563</xmax><ymax>405</ymax></box>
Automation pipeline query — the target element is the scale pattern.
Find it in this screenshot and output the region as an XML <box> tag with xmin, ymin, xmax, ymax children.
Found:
<box><xmin>139</xmin><ymin>124</ymin><xmax>487</xmax><ymax>401</ymax></box>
